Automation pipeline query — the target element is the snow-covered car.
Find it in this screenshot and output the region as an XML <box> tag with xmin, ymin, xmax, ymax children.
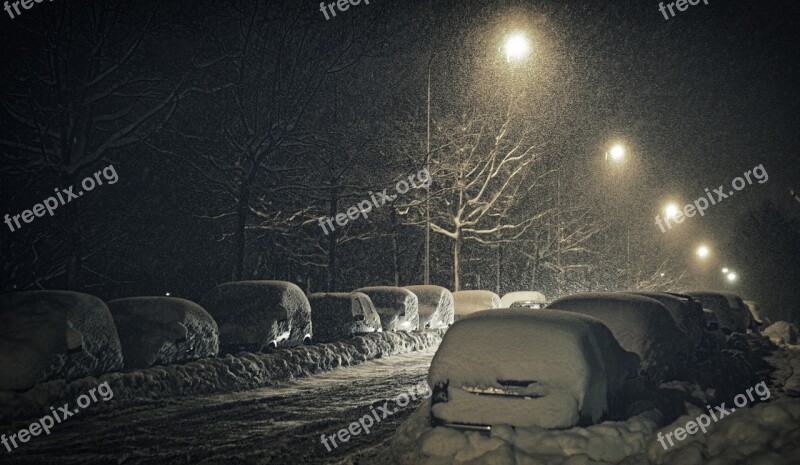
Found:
<box><xmin>451</xmin><ymin>290</ymin><xmax>501</xmax><ymax>320</ymax></box>
<box><xmin>200</xmin><ymin>281</ymin><xmax>312</xmax><ymax>353</ymax></box>
<box><xmin>354</xmin><ymin>287</ymin><xmax>419</xmax><ymax>331</ymax></box>
<box><xmin>500</xmin><ymin>291</ymin><xmax>548</xmax><ymax>309</ymax></box>
<box><xmin>402</xmin><ymin>285</ymin><xmax>454</xmax><ymax>330</ymax></box>
<box><xmin>428</xmin><ymin>308</ymin><xmax>639</xmax><ymax>430</ymax></box>
<box><xmin>744</xmin><ymin>300</ymin><xmax>769</xmax><ymax>330</ymax></box>
<box><xmin>626</xmin><ymin>291</ymin><xmax>706</xmax><ymax>357</ymax></box>
<box><xmin>683</xmin><ymin>291</ymin><xmax>751</xmax><ymax>334</ymax></box>
<box><xmin>0</xmin><ymin>291</ymin><xmax>123</xmax><ymax>391</ymax></box>
<box><xmin>107</xmin><ymin>297</ymin><xmax>219</xmax><ymax>369</ymax></box>
<box><xmin>308</xmin><ymin>292</ymin><xmax>382</xmax><ymax>343</ymax></box>
<box><xmin>547</xmin><ymin>293</ymin><xmax>690</xmax><ymax>382</ymax></box>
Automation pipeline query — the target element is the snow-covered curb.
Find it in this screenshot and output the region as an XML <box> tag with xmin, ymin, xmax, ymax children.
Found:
<box><xmin>0</xmin><ymin>330</ymin><xmax>443</xmax><ymax>423</ymax></box>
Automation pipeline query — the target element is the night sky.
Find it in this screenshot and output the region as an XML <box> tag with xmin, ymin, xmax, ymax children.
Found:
<box><xmin>1</xmin><ymin>0</ymin><xmax>798</xmax><ymax>318</ymax></box>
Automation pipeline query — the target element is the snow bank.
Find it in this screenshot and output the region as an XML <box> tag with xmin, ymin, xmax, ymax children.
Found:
<box><xmin>499</xmin><ymin>291</ymin><xmax>547</xmax><ymax>308</ymax></box>
<box><xmin>200</xmin><ymin>280</ymin><xmax>312</xmax><ymax>352</ymax></box>
<box><xmin>646</xmin><ymin>397</ymin><xmax>800</xmax><ymax>465</ymax></box>
<box><xmin>548</xmin><ymin>293</ymin><xmax>690</xmax><ymax>383</ymax></box>
<box><xmin>403</xmin><ymin>285</ymin><xmax>455</xmax><ymax>329</ymax></box>
<box><xmin>389</xmin><ymin>398</ymin><xmax>662</xmax><ymax>465</ymax></box>
<box><xmin>452</xmin><ymin>290</ymin><xmax>501</xmax><ymax>319</ymax></box>
<box><xmin>0</xmin><ymin>291</ymin><xmax>123</xmax><ymax>391</ymax></box>
<box><xmin>107</xmin><ymin>297</ymin><xmax>219</xmax><ymax>369</ymax></box>
<box><xmin>428</xmin><ymin>309</ymin><xmax>639</xmax><ymax>429</ymax></box>
<box><xmin>0</xmin><ymin>329</ymin><xmax>443</xmax><ymax>423</ymax></box>
<box><xmin>355</xmin><ymin>286</ymin><xmax>419</xmax><ymax>331</ymax></box>
<box><xmin>763</xmin><ymin>321</ymin><xmax>798</xmax><ymax>345</ymax></box>
<box><xmin>308</xmin><ymin>292</ymin><xmax>382</xmax><ymax>343</ymax></box>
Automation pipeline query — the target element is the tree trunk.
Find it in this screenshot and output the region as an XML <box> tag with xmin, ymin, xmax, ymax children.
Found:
<box><xmin>233</xmin><ymin>182</ymin><xmax>251</xmax><ymax>281</ymax></box>
<box><xmin>64</xmin><ymin>172</ymin><xmax>82</xmax><ymax>288</ymax></box>
<box><xmin>390</xmin><ymin>207</ymin><xmax>400</xmax><ymax>286</ymax></box>
<box><xmin>453</xmin><ymin>230</ymin><xmax>462</xmax><ymax>291</ymax></box>
<box><xmin>495</xmin><ymin>244</ymin><xmax>503</xmax><ymax>294</ymax></box>
<box><xmin>326</xmin><ymin>188</ymin><xmax>339</xmax><ymax>291</ymax></box>
<box><xmin>530</xmin><ymin>247</ymin><xmax>539</xmax><ymax>290</ymax></box>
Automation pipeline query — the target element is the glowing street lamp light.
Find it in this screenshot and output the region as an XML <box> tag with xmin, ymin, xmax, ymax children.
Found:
<box><xmin>726</xmin><ymin>272</ymin><xmax>737</xmax><ymax>282</ymax></box>
<box><xmin>503</xmin><ymin>32</ymin><xmax>531</xmax><ymax>62</ymax></box>
<box><xmin>696</xmin><ymin>245</ymin><xmax>710</xmax><ymax>259</ymax></box>
<box><xmin>721</xmin><ymin>267</ymin><xmax>729</xmax><ymax>273</ymax></box>
<box><xmin>606</xmin><ymin>144</ymin><xmax>625</xmax><ymax>162</ymax></box>
<box><xmin>664</xmin><ymin>203</ymin><xmax>680</xmax><ymax>220</ymax></box>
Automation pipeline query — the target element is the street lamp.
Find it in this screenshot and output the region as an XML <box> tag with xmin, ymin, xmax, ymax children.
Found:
<box><xmin>664</xmin><ymin>203</ymin><xmax>680</xmax><ymax>220</ymax></box>
<box><xmin>696</xmin><ymin>245</ymin><xmax>710</xmax><ymax>259</ymax></box>
<box><xmin>721</xmin><ymin>267</ymin><xmax>729</xmax><ymax>273</ymax></box>
<box><xmin>606</xmin><ymin>144</ymin><xmax>625</xmax><ymax>162</ymax></box>
<box><xmin>726</xmin><ymin>272</ymin><xmax>737</xmax><ymax>282</ymax></box>
<box><xmin>503</xmin><ymin>32</ymin><xmax>531</xmax><ymax>62</ymax></box>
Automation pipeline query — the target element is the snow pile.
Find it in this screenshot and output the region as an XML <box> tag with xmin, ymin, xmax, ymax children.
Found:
<box><xmin>0</xmin><ymin>329</ymin><xmax>443</xmax><ymax>423</ymax></box>
<box><xmin>499</xmin><ymin>291</ymin><xmax>547</xmax><ymax>308</ymax></box>
<box><xmin>355</xmin><ymin>286</ymin><xmax>419</xmax><ymax>331</ymax></box>
<box><xmin>646</xmin><ymin>397</ymin><xmax>800</xmax><ymax>465</ymax></box>
<box><xmin>107</xmin><ymin>297</ymin><xmax>219</xmax><ymax>369</ymax></box>
<box><xmin>451</xmin><ymin>290</ymin><xmax>501</xmax><ymax>319</ymax></box>
<box><xmin>200</xmin><ymin>280</ymin><xmax>312</xmax><ymax>352</ymax></box>
<box><xmin>548</xmin><ymin>293</ymin><xmax>690</xmax><ymax>383</ymax></box>
<box><xmin>390</xmin><ymin>398</ymin><xmax>662</xmax><ymax>465</ymax></box>
<box><xmin>0</xmin><ymin>291</ymin><xmax>123</xmax><ymax>391</ymax></box>
<box><xmin>308</xmin><ymin>292</ymin><xmax>382</xmax><ymax>343</ymax></box>
<box><xmin>428</xmin><ymin>309</ymin><xmax>639</xmax><ymax>429</ymax></box>
<box><xmin>404</xmin><ymin>285</ymin><xmax>455</xmax><ymax>329</ymax></box>
<box><xmin>763</xmin><ymin>321</ymin><xmax>798</xmax><ymax>345</ymax></box>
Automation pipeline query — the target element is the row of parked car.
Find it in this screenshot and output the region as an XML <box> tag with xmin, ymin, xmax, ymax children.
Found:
<box><xmin>428</xmin><ymin>289</ymin><xmax>767</xmax><ymax>432</ymax></box>
<box><xmin>0</xmin><ymin>281</ymin><xmax>482</xmax><ymax>391</ymax></box>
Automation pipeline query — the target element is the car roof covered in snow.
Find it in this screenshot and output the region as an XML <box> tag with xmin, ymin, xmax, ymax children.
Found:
<box><xmin>452</xmin><ymin>290</ymin><xmax>501</xmax><ymax>314</ymax></box>
<box><xmin>547</xmin><ymin>292</ymin><xmax>689</xmax><ymax>380</ymax></box>
<box><xmin>500</xmin><ymin>291</ymin><xmax>547</xmax><ymax>307</ymax></box>
<box><xmin>429</xmin><ymin>308</ymin><xmax>639</xmax><ymax>423</ymax></box>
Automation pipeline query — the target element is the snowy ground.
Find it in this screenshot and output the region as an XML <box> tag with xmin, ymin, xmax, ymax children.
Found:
<box><xmin>0</xmin><ymin>347</ymin><xmax>439</xmax><ymax>464</ymax></box>
<box><xmin>2</xmin><ymin>330</ymin><xmax>799</xmax><ymax>464</ymax></box>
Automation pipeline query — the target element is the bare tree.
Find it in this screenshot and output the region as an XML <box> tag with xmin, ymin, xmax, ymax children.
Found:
<box><xmin>425</xmin><ymin>110</ymin><xmax>544</xmax><ymax>291</ymax></box>
<box><xmin>0</xmin><ymin>1</ymin><xmax>222</xmax><ymax>287</ymax></box>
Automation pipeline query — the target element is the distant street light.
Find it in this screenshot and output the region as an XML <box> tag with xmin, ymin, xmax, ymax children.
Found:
<box><xmin>696</xmin><ymin>245</ymin><xmax>710</xmax><ymax>259</ymax></box>
<box><xmin>503</xmin><ymin>32</ymin><xmax>531</xmax><ymax>62</ymax></box>
<box><xmin>721</xmin><ymin>267</ymin><xmax>729</xmax><ymax>273</ymax></box>
<box><xmin>726</xmin><ymin>272</ymin><xmax>737</xmax><ymax>282</ymax></box>
<box><xmin>664</xmin><ymin>203</ymin><xmax>680</xmax><ymax>220</ymax></box>
<box><xmin>606</xmin><ymin>144</ymin><xmax>625</xmax><ymax>162</ymax></box>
